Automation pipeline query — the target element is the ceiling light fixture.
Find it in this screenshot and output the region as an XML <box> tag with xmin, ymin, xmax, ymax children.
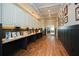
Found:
<box><xmin>48</xmin><ymin>10</ymin><xmax>50</xmax><ymax>12</ymax></box>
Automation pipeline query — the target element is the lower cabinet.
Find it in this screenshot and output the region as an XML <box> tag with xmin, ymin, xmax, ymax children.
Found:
<box><xmin>0</xmin><ymin>45</ymin><xmax>2</xmax><ymax>56</ymax></box>
<box><xmin>2</xmin><ymin>38</ymin><xmax>28</xmax><ymax>56</ymax></box>
<box><xmin>0</xmin><ymin>29</ymin><xmax>2</xmax><ymax>56</ymax></box>
<box><xmin>2</xmin><ymin>32</ymin><xmax>42</xmax><ymax>56</ymax></box>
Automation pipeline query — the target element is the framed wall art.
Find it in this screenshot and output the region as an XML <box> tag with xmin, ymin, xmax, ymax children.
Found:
<box><xmin>75</xmin><ymin>3</ymin><xmax>78</xmax><ymax>5</ymax></box>
<box><xmin>75</xmin><ymin>6</ymin><xmax>79</xmax><ymax>21</ymax></box>
<box><xmin>64</xmin><ymin>16</ymin><xmax>68</xmax><ymax>23</ymax></box>
<box><xmin>64</xmin><ymin>5</ymin><xmax>68</xmax><ymax>16</ymax></box>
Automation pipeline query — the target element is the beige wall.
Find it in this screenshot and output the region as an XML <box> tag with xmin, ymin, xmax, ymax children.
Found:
<box><xmin>40</xmin><ymin>17</ymin><xmax>57</xmax><ymax>28</ymax></box>
<box><xmin>64</xmin><ymin>3</ymin><xmax>79</xmax><ymax>26</ymax></box>
<box><xmin>58</xmin><ymin>3</ymin><xmax>79</xmax><ymax>27</ymax></box>
<box><xmin>0</xmin><ymin>3</ymin><xmax>2</xmax><ymax>23</ymax></box>
<box><xmin>1</xmin><ymin>3</ymin><xmax>41</xmax><ymax>29</ymax></box>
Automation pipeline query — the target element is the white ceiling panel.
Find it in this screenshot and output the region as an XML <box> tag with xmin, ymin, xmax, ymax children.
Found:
<box><xmin>24</xmin><ymin>3</ymin><xmax>65</xmax><ymax>20</ymax></box>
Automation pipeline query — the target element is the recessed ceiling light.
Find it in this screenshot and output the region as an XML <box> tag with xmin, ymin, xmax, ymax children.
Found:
<box><xmin>48</xmin><ymin>10</ymin><xmax>50</xmax><ymax>12</ymax></box>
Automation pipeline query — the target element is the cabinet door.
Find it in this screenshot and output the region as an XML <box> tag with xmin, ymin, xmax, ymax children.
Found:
<box><xmin>0</xmin><ymin>24</ymin><xmax>2</xmax><ymax>56</ymax></box>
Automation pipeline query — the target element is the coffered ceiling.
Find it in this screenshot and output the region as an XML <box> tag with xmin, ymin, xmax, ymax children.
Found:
<box><xmin>24</xmin><ymin>3</ymin><xmax>65</xmax><ymax>20</ymax></box>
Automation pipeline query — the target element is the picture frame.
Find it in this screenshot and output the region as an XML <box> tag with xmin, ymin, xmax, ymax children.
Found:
<box><xmin>64</xmin><ymin>16</ymin><xmax>68</xmax><ymax>23</ymax></box>
<box><xmin>75</xmin><ymin>3</ymin><xmax>78</xmax><ymax>5</ymax></box>
<box><xmin>17</xmin><ymin>32</ymin><xmax>20</xmax><ymax>36</ymax></box>
<box><xmin>12</xmin><ymin>32</ymin><xmax>17</xmax><ymax>38</ymax></box>
<box><xmin>5</xmin><ymin>32</ymin><xmax>11</xmax><ymax>40</ymax></box>
<box><xmin>64</xmin><ymin>5</ymin><xmax>68</xmax><ymax>16</ymax></box>
<box><xmin>75</xmin><ymin>6</ymin><xmax>79</xmax><ymax>21</ymax></box>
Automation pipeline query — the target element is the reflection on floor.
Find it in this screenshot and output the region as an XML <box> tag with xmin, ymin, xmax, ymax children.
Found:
<box><xmin>15</xmin><ymin>35</ymin><xmax>68</xmax><ymax>56</ymax></box>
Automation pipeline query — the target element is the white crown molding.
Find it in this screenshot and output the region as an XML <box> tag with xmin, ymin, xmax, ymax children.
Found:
<box><xmin>15</xmin><ymin>3</ymin><xmax>40</xmax><ymax>20</ymax></box>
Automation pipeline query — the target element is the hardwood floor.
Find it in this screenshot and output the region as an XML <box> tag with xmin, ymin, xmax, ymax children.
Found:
<box><xmin>15</xmin><ymin>35</ymin><xmax>68</xmax><ymax>56</ymax></box>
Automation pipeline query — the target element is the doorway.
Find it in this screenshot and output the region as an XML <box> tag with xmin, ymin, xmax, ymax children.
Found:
<box><xmin>46</xmin><ymin>25</ymin><xmax>55</xmax><ymax>36</ymax></box>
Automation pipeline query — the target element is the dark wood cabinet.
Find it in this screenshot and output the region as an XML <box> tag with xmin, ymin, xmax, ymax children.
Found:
<box><xmin>0</xmin><ymin>29</ymin><xmax>2</xmax><ymax>56</ymax></box>
<box><xmin>2</xmin><ymin>32</ymin><xmax>42</xmax><ymax>56</ymax></box>
<box><xmin>0</xmin><ymin>24</ymin><xmax>2</xmax><ymax>56</ymax></box>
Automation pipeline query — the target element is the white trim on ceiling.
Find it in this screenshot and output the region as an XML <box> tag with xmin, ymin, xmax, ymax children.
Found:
<box><xmin>34</xmin><ymin>3</ymin><xmax>61</xmax><ymax>9</ymax></box>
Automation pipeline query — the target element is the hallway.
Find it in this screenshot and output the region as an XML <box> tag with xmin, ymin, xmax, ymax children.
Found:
<box><xmin>15</xmin><ymin>35</ymin><xmax>68</xmax><ymax>56</ymax></box>
<box><xmin>1</xmin><ymin>3</ymin><xmax>79</xmax><ymax>56</ymax></box>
